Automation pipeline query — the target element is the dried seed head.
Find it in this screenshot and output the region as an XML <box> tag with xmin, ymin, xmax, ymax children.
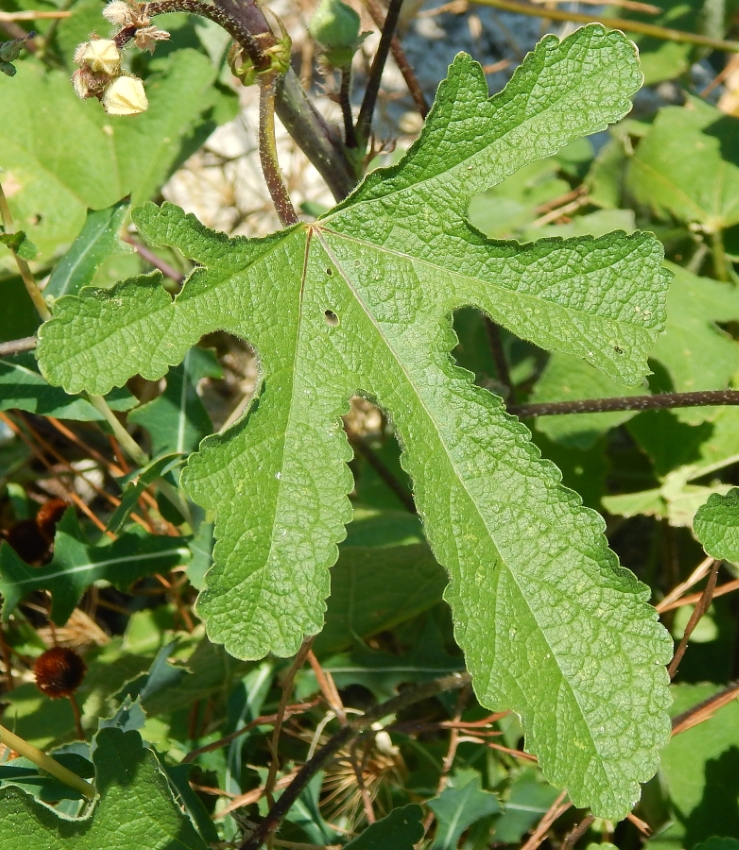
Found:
<box><xmin>71</xmin><ymin>66</ymin><xmax>110</xmax><ymax>100</ymax></box>
<box><xmin>75</xmin><ymin>38</ymin><xmax>121</xmax><ymax>76</ymax></box>
<box><xmin>134</xmin><ymin>25</ymin><xmax>170</xmax><ymax>54</ymax></box>
<box><xmin>34</xmin><ymin>647</ymin><xmax>87</xmax><ymax>699</ymax></box>
<box><xmin>102</xmin><ymin>74</ymin><xmax>148</xmax><ymax>115</ymax></box>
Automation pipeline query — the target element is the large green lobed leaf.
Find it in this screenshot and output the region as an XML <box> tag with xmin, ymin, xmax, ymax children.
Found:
<box><xmin>38</xmin><ymin>27</ymin><xmax>672</xmax><ymax>819</ymax></box>
<box><xmin>0</xmin><ymin>727</ymin><xmax>207</xmax><ymax>849</ymax></box>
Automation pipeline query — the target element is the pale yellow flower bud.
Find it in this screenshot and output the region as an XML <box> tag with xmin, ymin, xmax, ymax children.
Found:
<box><xmin>76</xmin><ymin>39</ymin><xmax>121</xmax><ymax>76</ymax></box>
<box><xmin>102</xmin><ymin>1</ymin><xmax>136</xmax><ymax>27</ymax></box>
<box><xmin>102</xmin><ymin>74</ymin><xmax>148</xmax><ymax>115</ymax></box>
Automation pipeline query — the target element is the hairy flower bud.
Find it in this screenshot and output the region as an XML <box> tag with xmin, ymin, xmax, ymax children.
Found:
<box><xmin>75</xmin><ymin>38</ymin><xmax>121</xmax><ymax>76</ymax></box>
<box><xmin>102</xmin><ymin>0</ymin><xmax>136</xmax><ymax>27</ymax></box>
<box><xmin>102</xmin><ymin>74</ymin><xmax>148</xmax><ymax>115</ymax></box>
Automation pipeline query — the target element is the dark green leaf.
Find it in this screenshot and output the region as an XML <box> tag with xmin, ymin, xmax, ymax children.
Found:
<box><xmin>428</xmin><ymin>774</ymin><xmax>500</xmax><ymax>850</ymax></box>
<box><xmin>45</xmin><ymin>200</ymin><xmax>132</xmax><ymax>300</ymax></box>
<box><xmin>0</xmin><ymin>509</ymin><xmax>190</xmax><ymax>624</ymax></box>
<box><xmin>344</xmin><ymin>804</ymin><xmax>425</xmax><ymax>849</ymax></box>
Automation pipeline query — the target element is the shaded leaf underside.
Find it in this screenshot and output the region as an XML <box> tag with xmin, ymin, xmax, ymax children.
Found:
<box><xmin>38</xmin><ymin>28</ymin><xmax>672</xmax><ymax>818</ymax></box>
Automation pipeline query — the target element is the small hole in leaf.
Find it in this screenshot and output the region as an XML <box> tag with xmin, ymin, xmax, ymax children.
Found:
<box><xmin>325</xmin><ymin>310</ymin><xmax>339</xmax><ymax>327</ymax></box>
<box><xmin>326</xmin><ymin>268</ymin><xmax>333</xmax><ymax>276</ymax></box>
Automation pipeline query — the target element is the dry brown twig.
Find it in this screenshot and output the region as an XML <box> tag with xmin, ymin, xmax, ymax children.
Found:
<box><xmin>668</xmin><ymin>559</ymin><xmax>720</xmax><ymax>679</ymax></box>
<box><xmin>519</xmin><ymin>789</ymin><xmax>571</xmax><ymax>850</ymax></box>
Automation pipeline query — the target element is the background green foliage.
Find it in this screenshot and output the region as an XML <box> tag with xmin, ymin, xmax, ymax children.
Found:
<box><xmin>1</xmin><ymin>0</ymin><xmax>739</xmax><ymax>847</ymax></box>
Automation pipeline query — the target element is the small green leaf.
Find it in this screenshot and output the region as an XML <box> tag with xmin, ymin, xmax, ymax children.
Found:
<box><xmin>128</xmin><ymin>347</ymin><xmax>221</xmax><ymax>457</ymax></box>
<box><xmin>628</xmin><ymin>98</ymin><xmax>739</xmax><ymax>229</ymax></box>
<box><xmin>428</xmin><ymin>774</ymin><xmax>500</xmax><ymax>850</ymax></box>
<box><xmin>493</xmin><ymin>769</ymin><xmax>562</xmax><ymax>844</ymax></box>
<box><xmin>45</xmin><ymin>200</ymin><xmax>132</xmax><ymax>300</ymax></box>
<box><xmin>0</xmin><ymin>509</ymin><xmax>190</xmax><ymax>624</ymax></box>
<box><xmin>0</xmin><ymin>353</ymin><xmax>136</xmax><ymax>420</ymax></box>
<box><xmin>694</xmin><ymin>488</ymin><xmax>739</xmax><ymax>561</ymax></box>
<box><xmin>0</xmin><ymin>230</ymin><xmax>37</xmax><ymax>260</ymax></box>
<box><xmin>649</xmin><ymin>264</ymin><xmax>739</xmax><ymax>423</ymax></box>
<box><xmin>651</xmin><ymin>683</ymin><xmax>739</xmax><ymax>849</ymax></box>
<box><xmin>0</xmin><ymin>727</ymin><xmax>208</xmax><ymax>849</ymax></box>
<box><xmin>344</xmin><ymin>804</ymin><xmax>425</xmax><ymax>849</ymax></box>
<box><xmin>106</xmin><ymin>453</ymin><xmax>185</xmax><ymax>534</ymax></box>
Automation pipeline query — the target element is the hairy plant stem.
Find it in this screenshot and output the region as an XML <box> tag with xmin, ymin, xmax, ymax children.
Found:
<box><xmin>0</xmin><ymin>336</ymin><xmax>37</xmax><ymax>357</ymax></box>
<box><xmin>0</xmin><ymin>723</ymin><xmax>95</xmax><ymax>798</ymax></box>
<box><xmin>239</xmin><ymin>672</ymin><xmax>471</xmax><ymax>850</ymax></box>
<box><xmin>339</xmin><ymin>66</ymin><xmax>358</xmax><ymax>148</ymax></box>
<box><xmin>213</xmin><ymin>0</ymin><xmax>357</xmax><ymax>199</ymax></box>
<box><xmin>508</xmin><ymin>389</ymin><xmax>739</xmax><ymax>418</ymax></box>
<box><xmin>260</xmin><ymin>72</ymin><xmax>299</xmax><ymax>227</ymax></box>
<box><xmin>483</xmin><ymin>317</ymin><xmax>515</xmax><ymax>400</ymax></box>
<box><xmin>114</xmin><ymin>0</ymin><xmax>355</xmax><ymax>200</ymax></box>
<box><xmin>473</xmin><ymin>0</ymin><xmax>739</xmax><ymax>53</ymax></box>
<box><xmin>356</xmin><ymin>0</ymin><xmax>406</xmax><ymax>146</ymax></box>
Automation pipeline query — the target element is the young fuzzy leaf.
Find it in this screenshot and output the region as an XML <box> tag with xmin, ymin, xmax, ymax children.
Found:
<box><xmin>37</xmin><ymin>27</ymin><xmax>672</xmax><ymax>819</ymax></box>
<box><xmin>0</xmin><ymin>509</ymin><xmax>190</xmax><ymax>624</ymax></box>
<box><xmin>694</xmin><ymin>488</ymin><xmax>739</xmax><ymax>562</ymax></box>
<box><xmin>0</xmin><ymin>727</ymin><xmax>208</xmax><ymax>849</ymax></box>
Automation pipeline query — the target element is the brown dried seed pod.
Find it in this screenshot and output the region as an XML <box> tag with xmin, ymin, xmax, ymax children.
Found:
<box><xmin>35</xmin><ymin>498</ymin><xmax>68</xmax><ymax>543</ymax></box>
<box><xmin>33</xmin><ymin>647</ymin><xmax>87</xmax><ymax>699</ymax></box>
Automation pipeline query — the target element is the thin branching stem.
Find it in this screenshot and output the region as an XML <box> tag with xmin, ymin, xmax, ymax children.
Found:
<box><xmin>508</xmin><ymin>389</ymin><xmax>739</xmax><ymax>418</ymax></box>
<box><xmin>239</xmin><ymin>672</ymin><xmax>471</xmax><ymax>850</ymax></box>
<box><xmin>668</xmin><ymin>559</ymin><xmax>720</xmax><ymax>678</ymax></box>
<box><xmin>561</xmin><ymin>815</ymin><xmax>596</xmax><ymax>850</ymax></box>
<box><xmin>0</xmin><ymin>335</ymin><xmax>36</xmax><ymax>357</ymax></box>
<box><xmin>363</xmin><ymin>0</ymin><xmax>429</xmax><ymax>118</ymax></box>
<box><xmin>122</xmin><ymin>236</ymin><xmax>183</xmax><ymax>284</ymax></box>
<box><xmin>264</xmin><ymin>639</ymin><xmax>314</xmax><ymax>813</ymax></box>
<box><xmin>356</xmin><ymin>0</ymin><xmax>406</xmax><ymax>145</ymax></box>
<box><xmin>483</xmin><ymin>317</ymin><xmax>515</xmax><ymax>401</ymax></box>
<box><xmin>672</xmin><ymin>680</ymin><xmax>739</xmax><ymax>735</ymax></box>
<box><xmin>473</xmin><ymin>0</ymin><xmax>739</xmax><ymax>53</ymax></box>
<box><xmin>345</xmin><ymin>425</ymin><xmax>416</xmax><ymax>513</ymax></box>
<box><xmin>114</xmin><ymin>0</ymin><xmax>355</xmax><ymax>200</ymax></box>
<box><xmin>339</xmin><ymin>67</ymin><xmax>358</xmax><ymax>148</ymax></box>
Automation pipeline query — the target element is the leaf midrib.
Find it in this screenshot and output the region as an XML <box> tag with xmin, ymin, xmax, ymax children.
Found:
<box><xmin>316</xmin><ymin>228</ymin><xmax>601</xmax><ymax>771</ymax></box>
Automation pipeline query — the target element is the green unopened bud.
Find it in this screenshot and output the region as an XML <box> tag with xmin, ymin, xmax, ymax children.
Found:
<box><xmin>308</xmin><ymin>0</ymin><xmax>365</xmax><ymax>68</ymax></box>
